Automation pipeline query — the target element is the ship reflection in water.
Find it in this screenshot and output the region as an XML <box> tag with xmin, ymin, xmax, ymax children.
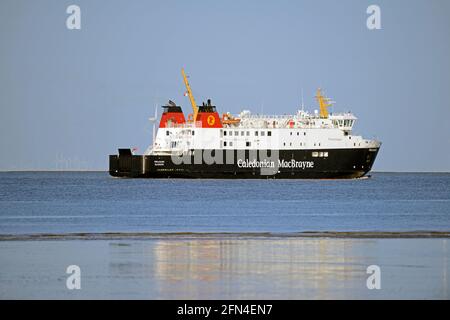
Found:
<box><xmin>0</xmin><ymin>237</ymin><xmax>448</xmax><ymax>299</ymax></box>
<box><xmin>151</xmin><ymin>238</ymin><xmax>366</xmax><ymax>299</ymax></box>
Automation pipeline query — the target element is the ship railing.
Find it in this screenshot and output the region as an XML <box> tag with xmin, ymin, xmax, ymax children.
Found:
<box><xmin>165</xmin><ymin>121</ymin><xmax>212</xmax><ymax>128</ymax></box>
<box><xmin>148</xmin><ymin>148</ymin><xmax>185</xmax><ymax>156</ymax></box>
<box><xmin>329</xmin><ymin>112</ymin><xmax>357</xmax><ymax>119</ymax></box>
<box><xmin>241</xmin><ymin>114</ymin><xmax>296</xmax><ymax>120</ymax></box>
<box><xmin>165</xmin><ymin>123</ymin><xmax>197</xmax><ymax>129</ymax></box>
<box><xmin>240</xmin><ymin>114</ymin><xmax>334</xmax><ymax>122</ymax></box>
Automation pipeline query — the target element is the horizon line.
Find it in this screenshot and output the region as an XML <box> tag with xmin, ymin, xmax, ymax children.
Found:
<box><xmin>0</xmin><ymin>170</ymin><xmax>449</xmax><ymax>174</ymax></box>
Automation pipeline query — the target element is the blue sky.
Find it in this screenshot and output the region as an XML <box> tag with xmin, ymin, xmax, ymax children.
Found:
<box><xmin>1</xmin><ymin>0</ymin><xmax>449</xmax><ymax>171</ymax></box>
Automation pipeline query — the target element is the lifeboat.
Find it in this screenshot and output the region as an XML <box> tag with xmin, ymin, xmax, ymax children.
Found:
<box><xmin>222</xmin><ymin>113</ymin><xmax>241</xmax><ymax>125</ymax></box>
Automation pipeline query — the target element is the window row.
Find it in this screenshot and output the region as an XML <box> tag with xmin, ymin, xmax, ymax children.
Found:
<box><xmin>312</xmin><ymin>151</ymin><xmax>329</xmax><ymax>158</ymax></box>
<box><xmin>223</xmin><ymin>141</ymin><xmax>251</xmax><ymax>147</ymax></box>
<box><xmin>289</xmin><ymin>132</ymin><xmax>307</xmax><ymax>136</ymax></box>
<box><xmin>332</xmin><ymin>120</ymin><xmax>354</xmax><ymax>127</ymax></box>
<box><xmin>223</xmin><ymin>130</ymin><xmax>272</xmax><ymax>137</ymax></box>
<box><xmin>283</xmin><ymin>142</ymin><xmax>305</xmax><ymax>147</ymax></box>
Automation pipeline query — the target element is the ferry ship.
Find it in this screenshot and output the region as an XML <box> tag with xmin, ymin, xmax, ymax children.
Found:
<box><xmin>109</xmin><ymin>69</ymin><xmax>381</xmax><ymax>179</ymax></box>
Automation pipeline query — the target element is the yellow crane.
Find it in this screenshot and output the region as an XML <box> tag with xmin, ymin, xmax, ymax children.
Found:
<box><xmin>315</xmin><ymin>88</ymin><xmax>333</xmax><ymax>118</ymax></box>
<box><xmin>181</xmin><ymin>68</ymin><xmax>198</xmax><ymax>122</ymax></box>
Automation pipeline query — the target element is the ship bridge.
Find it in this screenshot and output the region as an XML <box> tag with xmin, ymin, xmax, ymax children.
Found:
<box><xmin>329</xmin><ymin>113</ymin><xmax>357</xmax><ymax>132</ymax></box>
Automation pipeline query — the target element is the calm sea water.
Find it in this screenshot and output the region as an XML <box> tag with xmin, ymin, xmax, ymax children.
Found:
<box><xmin>0</xmin><ymin>172</ymin><xmax>449</xmax><ymax>235</ymax></box>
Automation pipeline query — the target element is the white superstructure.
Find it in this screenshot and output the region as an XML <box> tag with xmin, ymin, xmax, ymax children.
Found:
<box><xmin>148</xmin><ymin>109</ymin><xmax>380</xmax><ymax>156</ymax></box>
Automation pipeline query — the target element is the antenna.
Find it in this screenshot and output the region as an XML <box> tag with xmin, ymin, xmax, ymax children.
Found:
<box><xmin>301</xmin><ymin>88</ymin><xmax>305</xmax><ymax>112</ymax></box>
<box><xmin>148</xmin><ymin>102</ymin><xmax>158</xmax><ymax>148</ymax></box>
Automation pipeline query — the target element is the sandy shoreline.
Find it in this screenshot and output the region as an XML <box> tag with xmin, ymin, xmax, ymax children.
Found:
<box><xmin>1</xmin><ymin>231</ymin><xmax>450</xmax><ymax>241</ymax></box>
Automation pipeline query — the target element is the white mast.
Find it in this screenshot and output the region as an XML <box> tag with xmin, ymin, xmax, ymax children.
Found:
<box><xmin>148</xmin><ymin>104</ymin><xmax>158</xmax><ymax>148</ymax></box>
<box><xmin>301</xmin><ymin>88</ymin><xmax>305</xmax><ymax>112</ymax></box>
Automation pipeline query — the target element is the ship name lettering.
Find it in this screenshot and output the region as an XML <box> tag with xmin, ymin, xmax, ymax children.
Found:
<box><xmin>278</xmin><ymin>159</ymin><xmax>314</xmax><ymax>169</ymax></box>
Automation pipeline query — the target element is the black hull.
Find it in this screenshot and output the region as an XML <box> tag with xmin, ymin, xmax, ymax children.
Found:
<box><xmin>109</xmin><ymin>148</ymin><xmax>379</xmax><ymax>179</ymax></box>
